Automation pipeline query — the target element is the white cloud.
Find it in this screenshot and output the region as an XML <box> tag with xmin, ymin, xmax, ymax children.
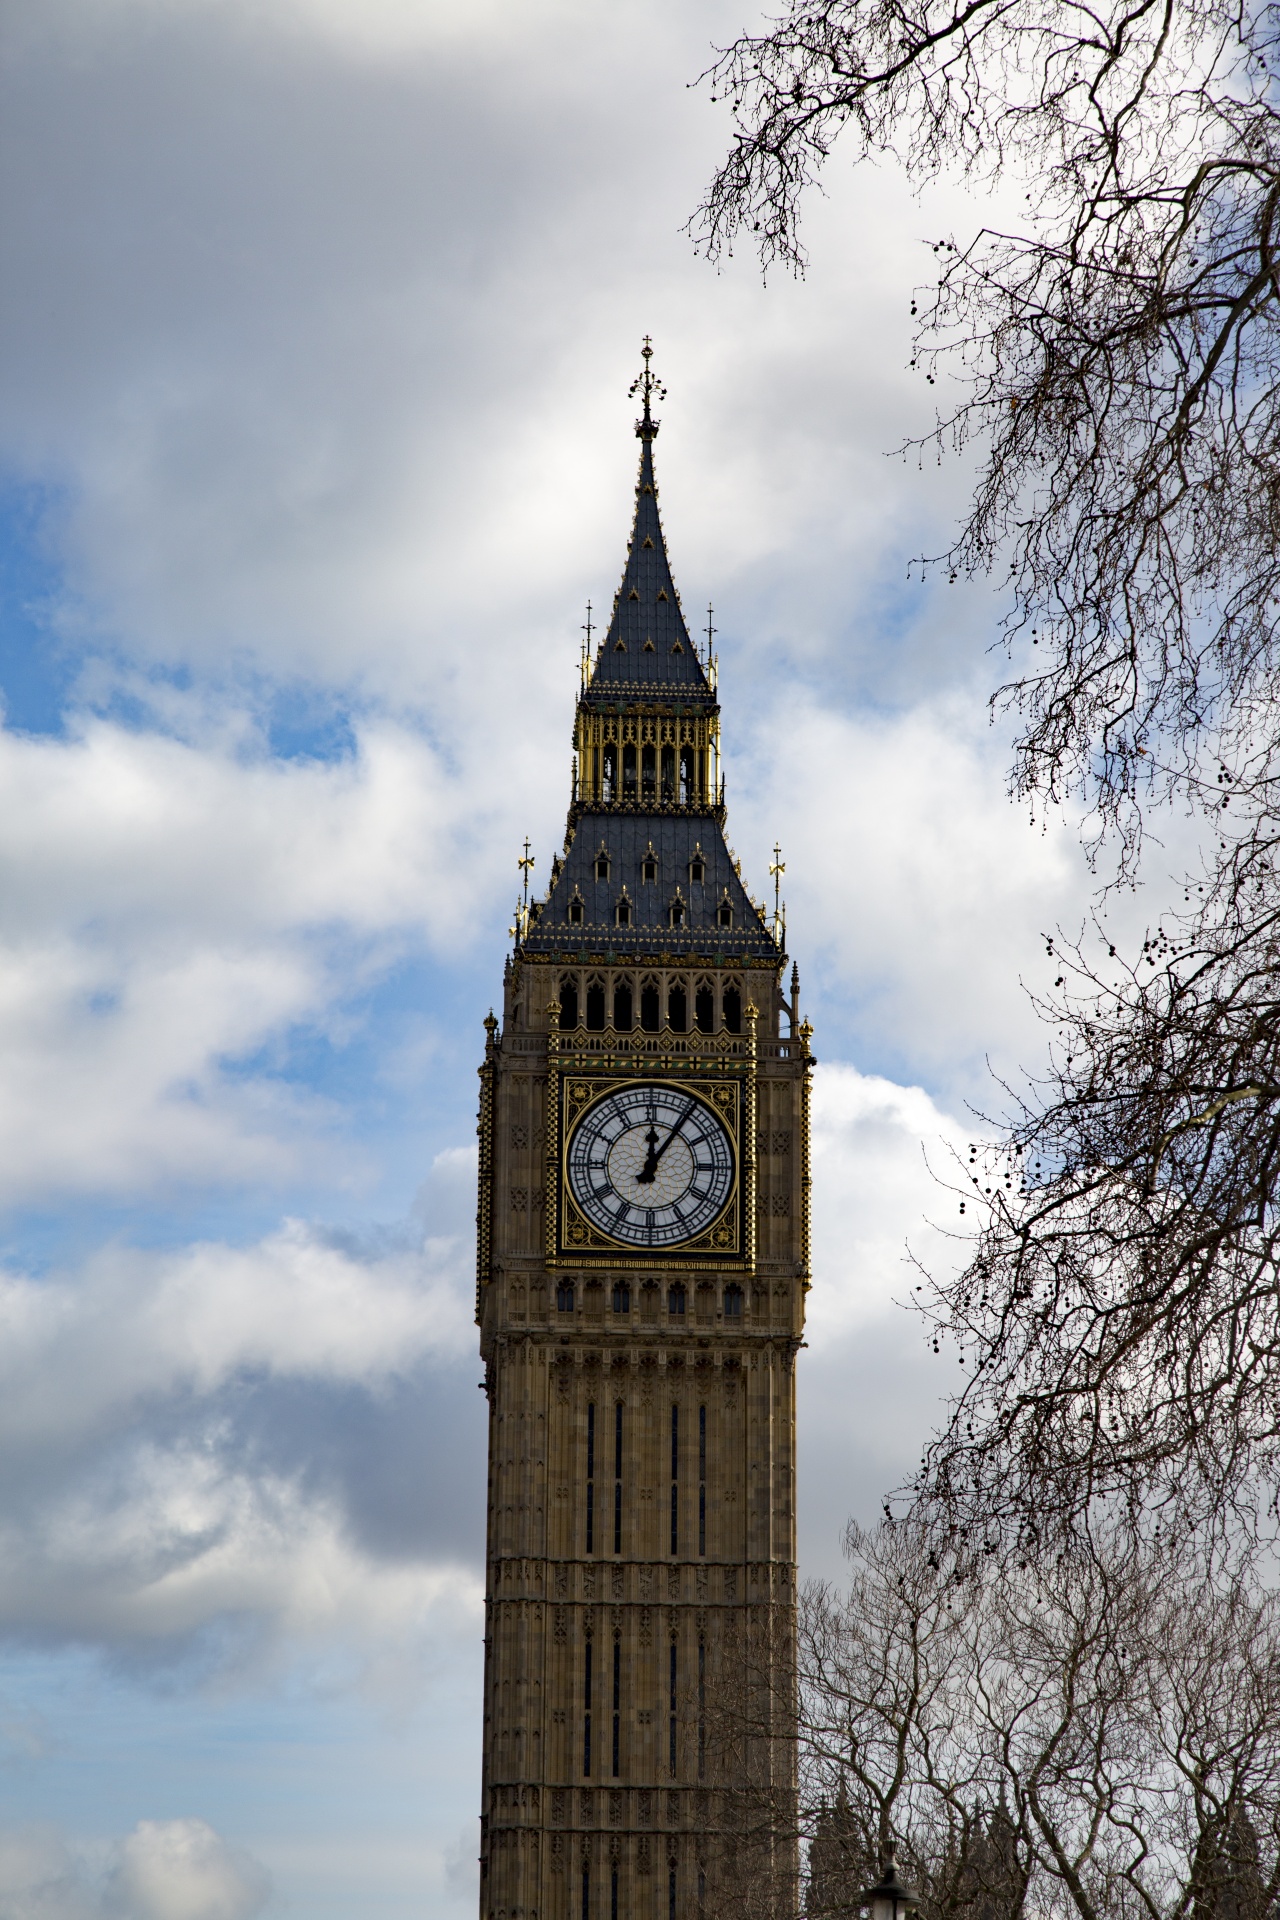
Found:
<box><xmin>107</xmin><ymin>1820</ymin><xmax>268</xmax><ymax>1920</ymax></box>
<box><xmin>0</xmin><ymin>716</ymin><xmax>508</xmax><ymax>1204</ymax></box>
<box><xmin>799</xmin><ymin>1064</ymin><xmax>975</xmax><ymax>1576</ymax></box>
<box><xmin>0</xmin><ymin>1819</ymin><xmax>267</xmax><ymax>1920</ymax></box>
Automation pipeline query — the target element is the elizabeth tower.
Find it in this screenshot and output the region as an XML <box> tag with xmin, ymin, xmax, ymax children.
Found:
<box><xmin>476</xmin><ymin>346</ymin><xmax>810</xmax><ymax>1920</ymax></box>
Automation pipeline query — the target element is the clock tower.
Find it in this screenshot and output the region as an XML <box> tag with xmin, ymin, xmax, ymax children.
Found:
<box><xmin>476</xmin><ymin>345</ymin><xmax>810</xmax><ymax>1920</ymax></box>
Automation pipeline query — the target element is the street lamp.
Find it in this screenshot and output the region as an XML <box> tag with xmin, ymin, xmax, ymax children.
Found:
<box><xmin>860</xmin><ymin>1842</ymin><xmax>919</xmax><ymax>1920</ymax></box>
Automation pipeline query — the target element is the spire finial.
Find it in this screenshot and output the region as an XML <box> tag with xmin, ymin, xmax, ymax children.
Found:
<box><xmin>629</xmin><ymin>335</ymin><xmax>667</xmax><ymax>440</ymax></box>
<box><xmin>580</xmin><ymin>600</ymin><xmax>594</xmax><ymax>688</ymax></box>
<box><xmin>770</xmin><ymin>843</ymin><xmax>786</xmax><ymax>945</ymax></box>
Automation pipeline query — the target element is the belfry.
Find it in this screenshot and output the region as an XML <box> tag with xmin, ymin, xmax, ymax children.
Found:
<box><xmin>476</xmin><ymin>344</ymin><xmax>810</xmax><ymax>1920</ymax></box>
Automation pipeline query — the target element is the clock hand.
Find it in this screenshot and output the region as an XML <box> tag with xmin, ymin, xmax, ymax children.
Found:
<box><xmin>634</xmin><ymin>1124</ymin><xmax>661</xmax><ymax>1186</ymax></box>
<box><xmin>647</xmin><ymin>1099</ymin><xmax>698</xmax><ymax>1173</ymax></box>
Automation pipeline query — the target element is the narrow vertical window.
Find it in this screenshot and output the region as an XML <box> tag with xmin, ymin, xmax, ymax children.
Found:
<box><xmin>612</xmin><ymin>1639</ymin><xmax>621</xmax><ymax>1777</ymax></box>
<box><xmin>669</xmin><ymin>1868</ymin><xmax>677</xmax><ymax>1920</ymax></box>
<box><xmin>583</xmin><ymin>1863</ymin><xmax>591</xmax><ymax>1920</ymax></box>
<box><xmin>611</xmin><ymin>1867</ymin><xmax>619</xmax><ymax>1920</ymax></box>
<box><xmin>670</xmin><ymin>1404</ymin><xmax>679</xmax><ymax>1556</ymax></box>
<box><xmin>614</xmin><ymin>1402</ymin><xmax>623</xmax><ymax>1555</ymax></box>
<box><xmin>669</xmin><ymin>1641</ymin><xmax>677</xmax><ymax>1776</ymax></box>
<box><xmin>586</xmin><ymin>1404</ymin><xmax>595</xmax><ymax>1555</ymax></box>
<box><xmin>698</xmin><ymin>1639</ymin><xmax>706</xmax><ymax>1780</ymax></box>
<box><xmin>698</xmin><ymin>1405</ymin><xmax>707</xmax><ymax>1557</ymax></box>
<box><xmin>661</xmin><ymin>744</ymin><xmax>675</xmax><ymax>800</ymax></box>
<box><xmin>584</xmin><ymin>1638</ymin><xmax>593</xmax><ymax>1778</ymax></box>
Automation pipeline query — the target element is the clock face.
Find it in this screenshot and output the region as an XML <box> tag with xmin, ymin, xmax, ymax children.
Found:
<box><xmin>565</xmin><ymin>1083</ymin><xmax>736</xmax><ymax>1249</ymax></box>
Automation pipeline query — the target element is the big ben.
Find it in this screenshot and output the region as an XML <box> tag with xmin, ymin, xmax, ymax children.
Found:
<box><xmin>476</xmin><ymin>343</ymin><xmax>811</xmax><ymax>1920</ymax></box>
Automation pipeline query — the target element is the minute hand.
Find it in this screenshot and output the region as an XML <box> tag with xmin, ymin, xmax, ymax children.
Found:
<box><xmin>648</xmin><ymin>1099</ymin><xmax>698</xmax><ymax>1172</ymax></box>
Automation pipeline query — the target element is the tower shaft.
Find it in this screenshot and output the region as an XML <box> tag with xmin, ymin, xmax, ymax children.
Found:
<box><xmin>476</xmin><ymin>350</ymin><xmax>809</xmax><ymax>1920</ymax></box>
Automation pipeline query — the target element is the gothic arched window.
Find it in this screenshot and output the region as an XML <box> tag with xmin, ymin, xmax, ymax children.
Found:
<box><xmin>668</xmin><ymin>982</ymin><xmax>687</xmax><ymax>1033</ymax></box>
<box><xmin>723</xmin><ymin>983</ymin><xmax>742</xmax><ymax>1033</ymax></box>
<box><xmin>694</xmin><ymin>982</ymin><xmax>714</xmax><ymax>1034</ymax></box>
<box><xmin>612</xmin><ymin>1281</ymin><xmax>631</xmax><ymax>1314</ymax></box>
<box><xmin>613</xmin><ymin>980</ymin><xmax>633</xmax><ymax>1030</ymax></box>
<box><xmin>567</xmin><ymin>891</ymin><xmax>584</xmax><ymax>926</ymax></box>
<box><xmin>640</xmin><ymin>978</ymin><xmax>660</xmax><ymax>1032</ymax></box>
<box><xmin>667</xmin><ymin>1284</ymin><xmax>686</xmax><ymax>1317</ymax></box>
<box><xmin>615</xmin><ymin>894</ymin><xmax>632</xmax><ymax>927</ymax></box>
<box><xmin>724</xmin><ymin>1284</ymin><xmax>743</xmax><ymax>1318</ymax></box>
<box><xmin>661</xmin><ymin>745</ymin><xmax>675</xmax><ymax>800</ymax></box>
<box><xmin>559</xmin><ymin>976</ymin><xmax>579</xmax><ymax>1028</ymax></box>
<box><xmin>586</xmin><ymin>978</ymin><xmax>606</xmax><ymax>1031</ymax></box>
<box><xmin>557</xmin><ymin>1281</ymin><xmax>575</xmax><ymax>1312</ymax></box>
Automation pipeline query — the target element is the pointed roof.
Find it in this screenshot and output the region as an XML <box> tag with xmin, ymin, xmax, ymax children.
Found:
<box><xmin>520</xmin><ymin>809</ymin><xmax>779</xmax><ymax>960</ymax></box>
<box><xmin>583</xmin><ymin>345</ymin><xmax>715</xmax><ymax>705</ymax></box>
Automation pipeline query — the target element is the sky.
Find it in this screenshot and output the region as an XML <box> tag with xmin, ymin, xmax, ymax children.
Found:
<box><xmin>0</xmin><ymin>2</ymin><xmax>1176</xmax><ymax>1916</ymax></box>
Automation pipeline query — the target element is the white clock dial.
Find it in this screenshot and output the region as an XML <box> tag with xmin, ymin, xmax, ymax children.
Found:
<box><xmin>566</xmin><ymin>1083</ymin><xmax>735</xmax><ymax>1248</ymax></box>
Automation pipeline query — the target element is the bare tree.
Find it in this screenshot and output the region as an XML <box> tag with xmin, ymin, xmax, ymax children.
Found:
<box><xmin>694</xmin><ymin>1</ymin><xmax>1280</xmax><ymax>1541</ymax></box>
<box><xmin>716</xmin><ymin>1523</ymin><xmax>1280</xmax><ymax>1920</ymax></box>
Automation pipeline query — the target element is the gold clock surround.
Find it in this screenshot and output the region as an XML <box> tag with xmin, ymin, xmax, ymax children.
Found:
<box><xmin>556</xmin><ymin>1073</ymin><xmax>743</xmax><ymax>1261</ymax></box>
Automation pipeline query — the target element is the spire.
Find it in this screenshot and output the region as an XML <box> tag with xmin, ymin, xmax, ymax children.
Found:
<box><xmin>584</xmin><ymin>340</ymin><xmax>716</xmax><ymax>701</ymax></box>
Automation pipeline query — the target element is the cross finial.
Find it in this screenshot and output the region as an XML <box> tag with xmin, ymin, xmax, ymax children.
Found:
<box><xmin>518</xmin><ymin>837</ymin><xmax>535</xmax><ymax>911</ymax></box>
<box><xmin>629</xmin><ymin>336</ymin><xmax>667</xmax><ymax>440</ymax></box>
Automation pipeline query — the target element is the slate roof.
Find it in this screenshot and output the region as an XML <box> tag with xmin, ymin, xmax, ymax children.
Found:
<box><xmin>583</xmin><ymin>431</ymin><xmax>716</xmax><ymax>706</ymax></box>
<box><xmin>521</xmin><ymin>810</ymin><xmax>780</xmax><ymax>961</ymax></box>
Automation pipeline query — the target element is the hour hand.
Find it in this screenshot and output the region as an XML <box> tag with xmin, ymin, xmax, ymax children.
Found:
<box><xmin>634</xmin><ymin>1125</ymin><xmax>661</xmax><ymax>1185</ymax></box>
